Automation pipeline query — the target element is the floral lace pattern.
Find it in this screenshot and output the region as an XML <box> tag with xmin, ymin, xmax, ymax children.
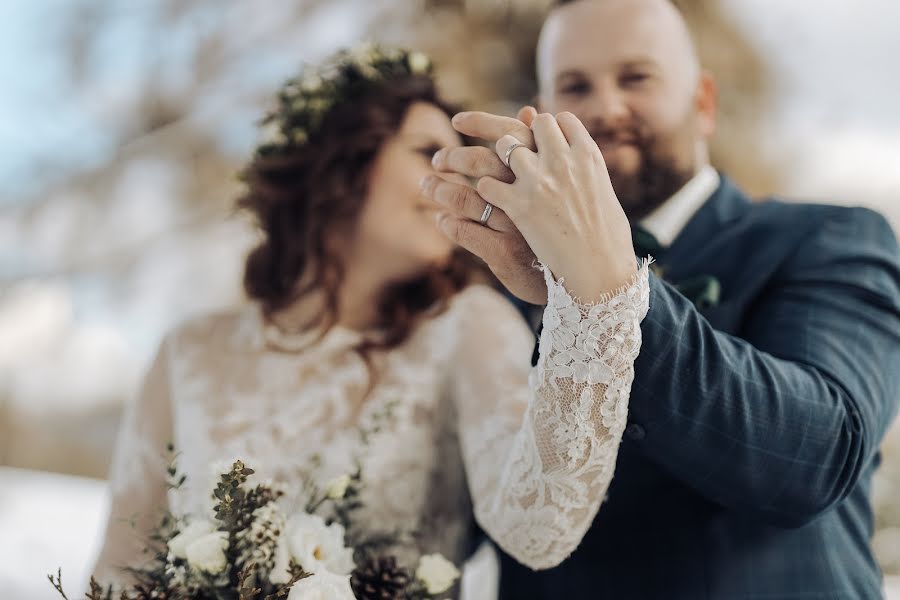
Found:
<box><xmin>94</xmin><ymin>263</ymin><xmax>650</xmax><ymax>590</ymax></box>
<box><xmin>456</xmin><ymin>262</ymin><xmax>650</xmax><ymax>569</ymax></box>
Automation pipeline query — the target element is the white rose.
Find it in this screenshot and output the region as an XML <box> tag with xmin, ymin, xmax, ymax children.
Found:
<box><xmin>407</xmin><ymin>51</ymin><xmax>431</xmax><ymax>75</ymax></box>
<box><xmin>325</xmin><ymin>474</ymin><xmax>351</xmax><ymax>500</ymax></box>
<box><xmin>416</xmin><ymin>553</ymin><xmax>460</xmax><ymax>595</ymax></box>
<box><xmin>287</xmin><ymin>570</ymin><xmax>355</xmax><ymax>600</ymax></box>
<box><xmin>185</xmin><ymin>531</ymin><xmax>229</xmax><ymax>574</ymax></box>
<box><xmin>285</xmin><ymin>514</ymin><xmax>355</xmax><ymax>575</ymax></box>
<box><xmin>168</xmin><ymin>520</ymin><xmax>216</xmax><ymax>559</ymax></box>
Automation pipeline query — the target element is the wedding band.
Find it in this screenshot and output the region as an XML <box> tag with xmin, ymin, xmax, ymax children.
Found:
<box><xmin>503</xmin><ymin>142</ymin><xmax>526</xmax><ymax>169</ymax></box>
<box><xmin>479</xmin><ymin>202</ymin><xmax>494</xmax><ymax>225</ymax></box>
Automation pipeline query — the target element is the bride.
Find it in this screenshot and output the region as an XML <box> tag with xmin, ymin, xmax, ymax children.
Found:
<box><xmin>92</xmin><ymin>45</ymin><xmax>650</xmax><ymax>595</ymax></box>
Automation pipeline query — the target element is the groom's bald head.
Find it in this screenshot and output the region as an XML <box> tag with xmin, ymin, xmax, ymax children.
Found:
<box><xmin>537</xmin><ymin>0</ymin><xmax>701</xmax><ymax>97</ymax></box>
<box><xmin>535</xmin><ymin>0</ymin><xmax>717</xmax><ymax>219</ymax></box>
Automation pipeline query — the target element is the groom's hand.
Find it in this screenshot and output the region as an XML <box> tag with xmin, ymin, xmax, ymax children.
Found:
<box><xmin>434</xmin><ymin>108</ymin><xmax>537</xmax><ymax>183</ymax></box>
<box><xmin>424</xmin><ymin>107</ymin><xmax>548</xmax><ymax>305</ymax></box>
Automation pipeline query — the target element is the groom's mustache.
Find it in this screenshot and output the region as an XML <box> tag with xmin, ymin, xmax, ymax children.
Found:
<box><xmin>589</xmin><ymin>126</ymin><xmax>644</xmax><ymax>151</ymax></box>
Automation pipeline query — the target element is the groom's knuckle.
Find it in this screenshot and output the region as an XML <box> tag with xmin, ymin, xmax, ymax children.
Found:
<box><xmin>462</xmin><ymin>186</ymin><xmax>482</xmax><ymax>211</ymax></box>
<box><xmin>443</xmin><ymin>217</ymin><xmax>462</xmax><ymax>241</ymax></box>
<box><xmin>455</xmin><ymin>219</ymin><xmax>477</xmax><ymax>244</ymax></box>
<box><xmin>453</xmin><ymin>148</ymin><xmax>478</xmax><ymax>171</ymax></box>
<box><xmin>474</xmin><ymin>150</ymin><xmax>499</xmax><ymax>174</ymax></box>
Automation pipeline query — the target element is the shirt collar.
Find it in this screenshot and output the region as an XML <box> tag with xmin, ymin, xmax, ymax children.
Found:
<box><xmin>639</xmin><ymin>164</ymin><xmax>720</xmax><ymax>247</ymax></box>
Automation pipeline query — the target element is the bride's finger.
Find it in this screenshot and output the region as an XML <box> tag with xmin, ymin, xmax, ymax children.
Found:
<box><xmin>531</xmin><ymin>112</ymin><xmax>570</xmax><ymax>154</ymax></box>
<box><xmin>555</xmin><ymin>111</ymin><xmax>600</xmax><ymax>151</ymax></box>
<box><xmin>476</xmin><ymin>176</ymin><xmax>520</xmax><ymax>218</ymax></box>
<box><xmin>495</xmin><ymin>135</ymin><xmax>536</xmax><ymax>177</ymax></box>
<box><xmin>421</xmin><ymin>175</ymin><xmax>515</xmax><ymax>233</ymax></box>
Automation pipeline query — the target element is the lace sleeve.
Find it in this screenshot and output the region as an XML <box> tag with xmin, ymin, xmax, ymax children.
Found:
<box><xmin>453</xmin><ymin>262</ymin><xmax>650</xmax><ymax>570</ymax></box>
<box><xmin>92</xmin><ymin>336</ymin><xmax>174</xmax><ymax>586</ymax></box>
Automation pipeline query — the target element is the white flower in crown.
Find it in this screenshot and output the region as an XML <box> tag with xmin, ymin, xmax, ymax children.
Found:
<box><xmin>285</xmin><ymin>513</ymin><xmax>355</xmax><ymax>575</ymax></box>
<box><xmin>301</xmin><ymin>74</ymin><xmax>323</xmax><ymax>93</ymax></box>
<box><xmin>287</xmin><ymin>569</ymin><xmax>355</xmax><ymax>600</ymax></box>
<box><xmin>325</xmin><ymin>474</ymin><xmax>352</xmax><ymax>500</ymax></box>
<box><xmin>351</xmin><ymin>42</ymin><xmax>377</xmax><ymax>63</ymax></box>
<box><xmin>415</xmin><ymin>553</ymin><xmax>460</xmax><ymax>595</ymax></box>
<box><xmin>407</xmin><ymin>51</ymin><xmax>431</xmax><ymax>75</ymax></box>
<box><xmin>307</xmin><ymin>97</ymin><xmax>332</xmax><ymax>113</ymax></box>
<box><xmin>259</xmin><ymin>119</ymin><xmax>287</xmax><ymax>146</ymax></box>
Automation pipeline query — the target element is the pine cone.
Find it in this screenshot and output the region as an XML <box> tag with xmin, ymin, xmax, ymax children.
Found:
<box><xmin>350</xmin><ymin>556</ymin><xmax>412</xmax><ymax>600</ymax></box>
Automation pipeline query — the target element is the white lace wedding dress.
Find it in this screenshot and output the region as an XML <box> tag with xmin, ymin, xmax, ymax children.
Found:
<box><xmin>93</xmin><ymin>265</ymin><xmax>650</xmax><ymax>596</ymax></box>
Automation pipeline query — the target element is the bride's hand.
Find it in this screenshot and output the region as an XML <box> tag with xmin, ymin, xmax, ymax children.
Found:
<box><xmin>481</xmin><ymin>112</ymin><xmax>636</xmax><ymax>302</ymax></box>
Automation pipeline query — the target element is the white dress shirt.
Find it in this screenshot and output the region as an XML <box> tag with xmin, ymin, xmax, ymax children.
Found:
<box><xmin>639</xmin><ymin>164</ymin><xmax>720</xmax><ymax>247</ymax></box>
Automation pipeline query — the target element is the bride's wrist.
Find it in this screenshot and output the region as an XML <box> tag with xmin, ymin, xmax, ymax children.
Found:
<box><xmin>558</xmin><ymin>259</ymin><xmax>638</xmax><ymax>304</ymax></box>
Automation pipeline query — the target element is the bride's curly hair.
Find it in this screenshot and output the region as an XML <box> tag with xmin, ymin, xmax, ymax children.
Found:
<box><xmin>237</xmin><ymin>46</ymin><xmax>488</xmax><ymax>359</ymax></box>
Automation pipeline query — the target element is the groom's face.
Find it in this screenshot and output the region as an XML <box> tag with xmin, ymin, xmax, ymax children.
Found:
<box><xmin>537</xmin><ymin>0</ymin><xmax>716</xmax><ymax>219</ymax></box>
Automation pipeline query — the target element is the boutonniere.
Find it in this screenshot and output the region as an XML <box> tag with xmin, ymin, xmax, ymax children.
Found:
<box><xmin>651</xmin><ymin>264</ymin><xmax>721</xmax><ymax>311</ymax></box>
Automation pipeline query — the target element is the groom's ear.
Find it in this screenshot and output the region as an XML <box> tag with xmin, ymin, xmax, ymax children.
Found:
<box><xmin>695</xmin><ymin>70</ymin><xmax>718</xmax><ymax>138</ymax></box>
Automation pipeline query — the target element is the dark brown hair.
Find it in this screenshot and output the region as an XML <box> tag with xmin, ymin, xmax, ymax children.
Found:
<box><xmin>237</xmin><ymin>72</ymin><xmax>485</xmax><ymax>361</ymax></box>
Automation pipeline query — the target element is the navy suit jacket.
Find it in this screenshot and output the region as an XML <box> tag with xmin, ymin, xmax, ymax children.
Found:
<box><xmin>498</xmin><ymin>177</ymin><xmax>900</xmax><ymax>599</ymax></box>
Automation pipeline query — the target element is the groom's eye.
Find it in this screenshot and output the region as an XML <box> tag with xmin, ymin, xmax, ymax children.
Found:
<box><xmin>620</xmin><ymin>72</ymin><xmax>650</xmax><ymax>87</ymax></box>
<box><xmin>559</xmin><ymin>81</ymin><xmax>590</xmax><ymax>96</ymax></box>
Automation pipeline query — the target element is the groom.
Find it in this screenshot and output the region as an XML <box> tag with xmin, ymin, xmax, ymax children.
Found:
<box><xmin>423</xmin><ymin>0</ymin><xmax>900</xmax><ymax>597</ymax></box>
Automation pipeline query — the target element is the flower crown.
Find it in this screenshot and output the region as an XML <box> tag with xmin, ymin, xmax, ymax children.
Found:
<box><xmin>255</xmin><ymin>44</ymin><xmax>434</xmax><ymax>157</ymax></box>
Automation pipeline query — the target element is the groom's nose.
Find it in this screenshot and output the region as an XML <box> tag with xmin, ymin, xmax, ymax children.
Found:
<box><xmin>586</xmin><ymin>80</ymin><xmax>630</xmax><ymax>124</ymax></box>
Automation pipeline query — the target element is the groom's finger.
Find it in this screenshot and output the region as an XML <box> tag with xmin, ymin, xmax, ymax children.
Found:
<box><xmin>451</xmin><ymin>111</ymin><xmax>536</xmax><ymax>148</ymax></box>
<box><xmin>421</xmin><ymin>175</ymin><xmax>515</xmax><ymax>233</ymax></box>
<box><xmin>432</xmin><ymin>146</ymin><xmax>514</xmax><ymax>183</ymax></box>
<box><xmin>435</xmin><ymin>211</ymin><xmax>509</xmax><ymax>264</ymax></box>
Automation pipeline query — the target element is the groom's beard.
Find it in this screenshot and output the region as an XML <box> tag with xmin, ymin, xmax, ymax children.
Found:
<box><xmin>590</xmin><ymin>123</ymin><xmax>696</xmax><ymax>222</ymax></box>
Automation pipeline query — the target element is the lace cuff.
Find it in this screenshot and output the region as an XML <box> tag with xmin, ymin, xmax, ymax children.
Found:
<box><xmin>474</xmin><ymin>261</ymin><xmax>650</xmax><ymax>569</ymax></box>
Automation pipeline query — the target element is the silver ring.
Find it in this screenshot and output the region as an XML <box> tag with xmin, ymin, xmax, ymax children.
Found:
<box><xmin>479</xmin><ymin>202</ymin><xmax>494</xmax><ymax>225</ymax></box>
<box><xmin>503</xmin><ymin>142</ymin><xmax>526</xmax><ymax>169</ymax></box>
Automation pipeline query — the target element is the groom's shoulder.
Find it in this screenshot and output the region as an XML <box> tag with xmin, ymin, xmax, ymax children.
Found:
<box><xmin>734</xmin><ymin>197</ymin><xmax>899</xmax><ymax>296</ymax></box>
<box><xmin>738</xmin><ymin>194</ymin><xmax>896</xmax><ymax>253</ymax></box>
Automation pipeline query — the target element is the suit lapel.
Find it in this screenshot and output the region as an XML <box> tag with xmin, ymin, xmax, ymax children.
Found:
<box><xmin>655</xmin><ymin>175</ymin><xmax>753</xmax><ymax>283</ymax></box>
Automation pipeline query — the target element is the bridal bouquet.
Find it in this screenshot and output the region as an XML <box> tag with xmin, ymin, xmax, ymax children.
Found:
<box><xmin>49</xmin><ymin>454</ymin><xmax>460</xmax><ymax>600</ymax></box>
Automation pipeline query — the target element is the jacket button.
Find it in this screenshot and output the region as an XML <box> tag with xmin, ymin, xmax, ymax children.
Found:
<box><xmin>626</xmin><ymin>423</ymin><xmax>646</xmax><ymax>441</ymax></box>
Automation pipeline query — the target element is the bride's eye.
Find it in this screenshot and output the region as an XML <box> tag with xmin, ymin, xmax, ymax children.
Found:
<box><xmin>416</xmin><ymin>145</ymin><xmax>442</xmax><ymax>161</ymax></box>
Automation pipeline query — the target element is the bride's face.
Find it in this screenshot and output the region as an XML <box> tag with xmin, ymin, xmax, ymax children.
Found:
<box><xmin>349</xmin><ymin>101</ymin><xmax>462</xmax><ymax>277</ymax></box>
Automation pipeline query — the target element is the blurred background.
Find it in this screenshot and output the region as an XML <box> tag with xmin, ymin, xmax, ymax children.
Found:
<box><xmin>1</xmin><ymin>0</ymin><xmax>898</xmax><ymax>598</ymax></box>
